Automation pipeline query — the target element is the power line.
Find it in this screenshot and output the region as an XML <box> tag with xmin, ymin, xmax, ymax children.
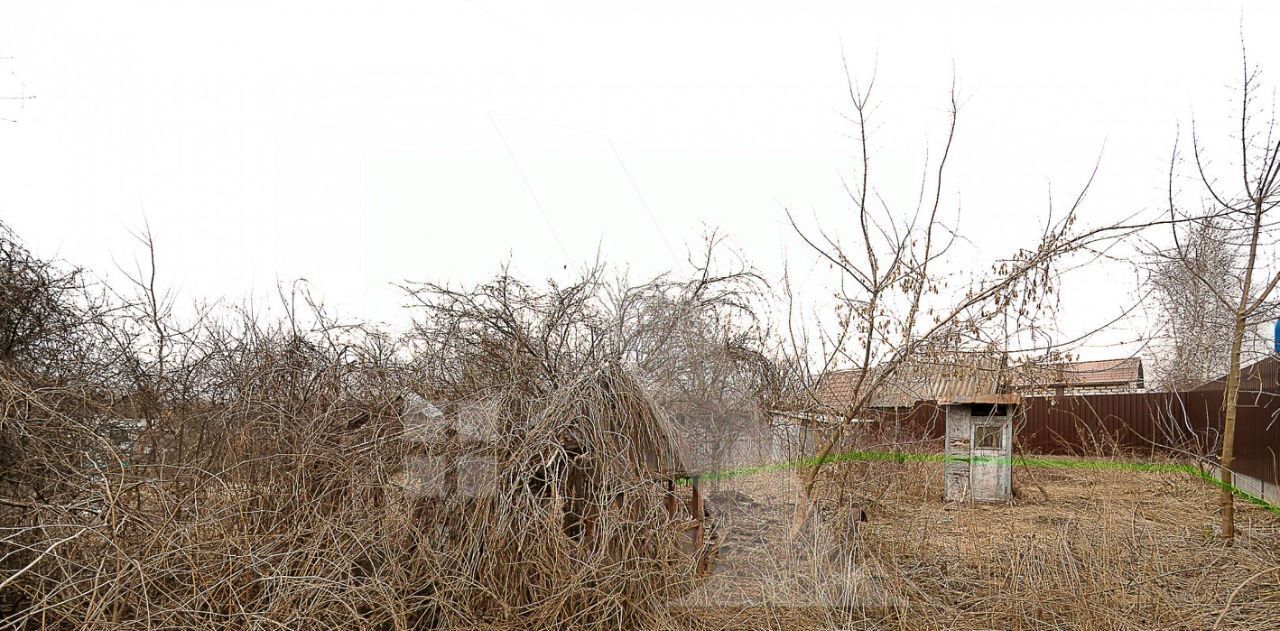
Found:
<box><xmin>488</xmin><ymin>113</ymin><xmax>572</xmax><ymax>265</ymax></box>
<box><xmin>489</xmin><ymin>111</ymin><xmax>681</xmax><ymax>267</ymax></box>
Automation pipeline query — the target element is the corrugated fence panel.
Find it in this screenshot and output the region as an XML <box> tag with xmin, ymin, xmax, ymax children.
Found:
<box><xmin>865</xmin><ymin>402</ymin><xmax>946</xmax><ymax>444</ymax></box>
<box><xmin>1231</xmin><ymin>391</ymin><xmax>1280</xmax><ymax>492</ymax></box>
<box><xmin>863</xmin><ymin>391</ymin><xmax>1278</xmax><ymax>488</ymax></box>
<box><xmin>1018</xmin><ymin>393</ymin><xmax>1175</xmax><ymax>455</ymax></box>
<box><xmin>1009</xmin><ymin>391</ymin><xmax>1278</xmax><ymax>487</ymax></box>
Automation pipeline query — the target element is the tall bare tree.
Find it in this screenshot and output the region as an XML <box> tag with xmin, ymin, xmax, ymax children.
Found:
<box><xmin>1164</xmin><ymin>48</ymin><xmax>1280</xmax><ymax>539</ymax></box>
<box><xmin>784</xmin><ymin>70</ymin><xmax>1133</xmax><ymax>531</ymax></box>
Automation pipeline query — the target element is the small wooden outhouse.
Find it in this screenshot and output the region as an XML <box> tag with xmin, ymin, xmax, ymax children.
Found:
<box><xmin>942</xmin><ymin>394</ymin><xmax>1019</xmax><ymax>503</ymax></box>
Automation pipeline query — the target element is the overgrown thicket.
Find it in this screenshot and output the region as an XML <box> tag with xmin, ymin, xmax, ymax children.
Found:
<box><xmin>402</xmin><ymin>249</ymin><xmax>792</xmax><ymax>471</ymax></box>
<box><xmin>0</xmin><ymin>226</ymin><xmax>786</xmax><ymax>629</ymax></box>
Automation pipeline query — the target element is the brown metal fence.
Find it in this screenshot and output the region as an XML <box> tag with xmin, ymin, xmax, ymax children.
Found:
<box><xmin>865</xmin><ymin>402</ymin><xmax>945</xmax><ymax>445</ymax></box>
<box><xmin>1015</xmin><ymin>393</ymin><xmax>1201</xmax><ymax>456</ymax></box>
<box><xmin>889</xmin><ymin>392</ymin><xmax>1280</xmax><ymax>488</ymax></box>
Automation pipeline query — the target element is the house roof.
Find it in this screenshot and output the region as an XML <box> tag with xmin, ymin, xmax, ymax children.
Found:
<box><xmin>1011</xmin><ymin>357</ymin><xmax>1143</xmax><ymax>389</ymax></box>
<box><xmin>815</xmin><ymin>355</ymin><xmax>1145</xmax><ymax>412</ymax></box>
<box><xmin>815</xmin><ymin>355</ymin><xmax>1003</xmax><ymax>411</ymax></box>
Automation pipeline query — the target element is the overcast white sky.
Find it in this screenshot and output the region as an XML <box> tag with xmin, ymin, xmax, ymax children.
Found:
<box><xmin>1</xmin><ymin>1</ymin><xmax>1276</xmax><ymax>358</ymax></box>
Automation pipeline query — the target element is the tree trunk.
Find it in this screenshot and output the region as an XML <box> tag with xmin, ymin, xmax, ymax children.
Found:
<box><xmin>1219</xmin><ymin>202</ymin><xmax>1263</xmax><ymax>541</ymax></box>
<box><xmin>1219</xmin><ymin>313</ymin><xmax>1246</xmax><ymax>540</ymax></box>
<box><xmin>790</xmin><ymin>425</ymin><xmax>842</xmax><ymax>535</ymax></box>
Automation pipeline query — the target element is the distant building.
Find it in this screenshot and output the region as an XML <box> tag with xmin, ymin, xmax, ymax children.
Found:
<box><xmin>813</xmin><ymin>355</ymin><xmax>1145</xmax><ymax>415</ymax></box>
<box><xmin>813</xmin><ymin>354</ymin><xmax>1005</xmax><ymax>414</ymax></box>
<box><xmin>1012</xmin><ymin>358</ymin><xmax>1145</xmax><ymax>397</ymax></box>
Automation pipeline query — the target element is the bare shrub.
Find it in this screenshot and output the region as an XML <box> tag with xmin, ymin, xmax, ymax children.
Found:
<box><xmin>1</xmin><ymin>228</ymin><xmax>773</xmax><ymax>629</ymax></box>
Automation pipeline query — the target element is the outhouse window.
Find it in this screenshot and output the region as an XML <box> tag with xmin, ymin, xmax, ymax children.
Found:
<box><xmin>974</xmin><ymin>425</ymin><xmax>1003</xmax><ymax>449</ymax></box>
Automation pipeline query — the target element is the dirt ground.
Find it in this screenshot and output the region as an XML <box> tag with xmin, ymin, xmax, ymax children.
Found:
<box><xmin>674</xmin><ymin>458</ymin><xmax>1280</xmax><ymax>630</ymax></box>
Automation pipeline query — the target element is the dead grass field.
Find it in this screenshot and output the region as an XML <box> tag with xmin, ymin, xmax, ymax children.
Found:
<box><xmin>677</xmin><ymin>459</ymin><xmax>1280</xmax><ymax>630</ymax></box>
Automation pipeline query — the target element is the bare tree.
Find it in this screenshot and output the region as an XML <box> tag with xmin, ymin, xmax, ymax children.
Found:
<box><xmin>1149</xmin><ymin>218</ymin><xmax>1242</xmax><ymax>390</ymax></box>
<box><xmin>784</xmin><ymin>70</ymin><xmax>1137</xmax><ymax>532</ymax></box>
<box><xmin>1163</xmin><ymin>47</ymin><xmax>1280</xmax><ymax>539</ymax></box>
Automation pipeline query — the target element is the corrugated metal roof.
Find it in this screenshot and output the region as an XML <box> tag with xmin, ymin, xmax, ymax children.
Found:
<box><xmin>816</xmin><ymin>355</ymin><xmax>1003</xmax><ymax>411</ymax></box>
<box><xmin>817</xmin><ymin>355</ymin><xmax>1145</xmax><ymax>412</ymax></box>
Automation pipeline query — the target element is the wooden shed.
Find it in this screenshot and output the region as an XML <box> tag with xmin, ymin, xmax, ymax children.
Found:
<box><xmin>942</xmin><ymin>394</ymin><xmax>1020</xmax><ymax>503</ymax></box>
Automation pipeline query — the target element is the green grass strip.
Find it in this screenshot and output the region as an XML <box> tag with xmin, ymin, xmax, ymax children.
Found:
<box><xmin>676</xmin><ymin>447</ymin><xmax>1280</xmax><ymax>516</ymax></box>
<box><xmin>1184</xmin><ymin>466</ymin><xmax>1280</xmax><ymax>516</ymax></box>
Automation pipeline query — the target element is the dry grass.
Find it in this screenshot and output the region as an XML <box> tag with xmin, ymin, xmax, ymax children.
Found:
<box><xmin>675</xmin><ymin>459</ymin><xmax>1280</xmax><ymax>630</ymax></box>
<box><xmin>0</xmin><ymin>231</ymin><xmax>750</xmax><ymax>630</ymax></box>
<box><xmin>5</xmin><ymin>224</ymin><xmax>1279</xmax><ymax>629</ymax></box>
<box><xmin>0</xmin><ymin>362</ymin><xmax>714</xmax><ymax>630</ymax></box>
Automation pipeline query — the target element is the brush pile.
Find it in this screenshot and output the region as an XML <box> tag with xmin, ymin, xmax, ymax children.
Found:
<box><xmin>403</xmin><ymin>366</ymin><xmax>711</xmax><ymax>629</ymax></box>
<box><xmin>0</xmin><ymin>226</ymin><xmax>773</xmax><ymax>629</ymax></box>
